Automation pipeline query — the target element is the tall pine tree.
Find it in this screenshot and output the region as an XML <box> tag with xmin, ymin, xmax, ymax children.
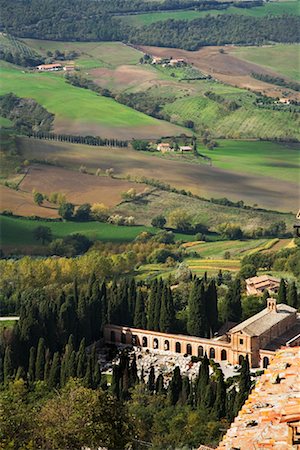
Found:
<box><xmin>278</xmin><ymin>279</ymin><xmax>287</xmax><ymax>304</ymax></box>
<box><xmin>287</xmin><ymin>281</ymin><xmax>298</xmax><ymax>308</ymax></box>
<box><xmin>134</xmin><ymin>290</ymin><xmax>146</xmax><ymax>329</ymax></box>
<box><xmin>187</xmin><ymin>279</ymin><xmax>207</xmax><ymax>337</ymax></box>
<box><xmin>35</xmin><ymin>337</ymin><xmax>45</xmax><ymax>381</ymax></box>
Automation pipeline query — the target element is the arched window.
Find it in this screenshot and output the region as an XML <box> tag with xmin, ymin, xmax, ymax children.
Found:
<box><xmin>110</xmin><ymin>330</ymin><xmax>115</xmax><ymax>343</ymax></box>
<box><xmin>121</xmin><ymin>333</ymin><xmax>126</xmax><ymax>344</ymax></box>
<box><xmin>164</xmin><ymin>340</ymin><xmax>170</xmax><ymax>351</ymax></box>
<box><xmin>221</xmin><ymin>349</ymin><xmax>227</xmax><ymax>361</ymax></box>
<box><xmin>263</xmin><ymin>356</ymin><xmax>269</xmax><ymax>369</ymax></box>
<box><xmin>175</xmin><ymin>342</ymin><xmax>181</xmax><ymax>353</ymax></box>
<box><xmin>153</xmin><ymin>338</ymin><xmax>159</xmax><ymax>349</ymax></box>
<box><xmin>186</xmin><ymin>343</ymin><xmax>192</xmax><ymax>355</ymax></box>
<box><xmin>209</xmin><ymin>347</ymin><xmax>215</xmax><ymax>359</ymax></box>
<box><xmin>198</xmin><ymin>346</ymin><xmax>204</xmax><ymax>357</ymax></box>
<box><xmin>132</xmin><ymin>335</ymin><xmax>137</xmax><ymax>346</ymax></box>
<box><xmin>142</xmin><ymin>336</ymin><xmax>148</xmax><ymax>347</ymax></box>
<box><xmin>238</xmin><ymin>355</ymin><xmax>244</xmax><ymax>365</ymax></box>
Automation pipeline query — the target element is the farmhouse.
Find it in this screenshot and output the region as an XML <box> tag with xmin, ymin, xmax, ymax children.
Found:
<box><xmin>63</xmin><ymin>64</ymin><xmax>75</xmax><ymax>72</ymax></box>
<box><xmin>217</xmin><ymin>346</ymin><xmax>300</xmax><ymax>450</ymax></box>
<box><xmin>36</xmin><ymin>63</ymin><xmax>62</xmax><ymax>71</ymax></box>
<box><xmin>179</xmin><ymin>145</ymin><xmax>192</xmax><ymax>152</ymax></box>
<box><xmin>104</xmin><ymin>298</ymin><xmax>300</xmax><ymax>368</ymax></box>
<box><xmin>169</xmin><ymin>58</ymin><xmax>185</xmax><ymax>66</ymax></box>
<box><xmin>246</xmin><ymin>274</ymin><xmax>280</xmax><ymax>296</ymax></box>
<box><xmin>278</xmin><ymin>97</ymin><xmax>291</xmax><ymax>105</ymax></box>
<box><xmin>157</xmin><ymin>142</ymin><xmax>172</xmax><ymax>152</ymax></box>
<box><xmin>151</xmin><ymin>57</ymin><xmax>163</xmax><ymax>64</ymax></box>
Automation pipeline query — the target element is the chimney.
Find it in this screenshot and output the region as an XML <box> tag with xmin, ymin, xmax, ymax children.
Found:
<box><xmin>267</xmin><ymin>297</ymin><xmax>277</xmax><ymax>312</ymax></box>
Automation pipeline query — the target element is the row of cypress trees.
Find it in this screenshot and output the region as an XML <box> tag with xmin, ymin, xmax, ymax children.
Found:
<box><xmin>27</xmin><ymin>131</ymin><xmax>128</xmax><ymax>147</ymax></box>
<box><xmin>111</xmin><ymin>350</ymin><xmax>252</xmax><ymax>422</ymax></box>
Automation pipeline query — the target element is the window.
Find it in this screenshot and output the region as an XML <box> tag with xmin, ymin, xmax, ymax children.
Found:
<box><xmin>198</xmin><ymin>346</ymin><xmax>204</xmax><ymax>357</ymax></box>
<box><xmin>153</xmin><ymin>338</ymin><xmax>159</xmax><ymax>349</ymax></box>
<box><xmin>221</xmin><ymin>349</ymin><xmax>227</xmax><ymax>361</ymax></box>
<box><xmin>209</xmin><ymin>348</ymin><xmax>215</xmax><ymax>359</ymax></box>
<box><xmin>121</xmin><ymin>333</ymin><xmax>126</xmax><ymax>344</ymax></box>
<box><xmin>142</xmin><ymin>336</ymin><xmax>148</xmax><ymax>347</ymax></box>
<box><xmin>239</xmin><ymin>338</ymin><xmax>244</xmax><ymax>345</ymax></box>
<box><xmin>186</xmin><ymin>343</ymin><xmax>192</xmax><ymax>355</ymax></box>
<box><xmin>164</xmin><ymin>340</ymin><xmax>170</xmax><ymax>351</ymax></box>
<box><xmin>175</xmin><ymin>342</ymin><xmax>181</xmax><ymax>353</ymax></box>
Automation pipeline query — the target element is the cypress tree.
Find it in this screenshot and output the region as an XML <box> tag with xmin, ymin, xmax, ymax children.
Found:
<box><xmin>93</xmin><ymin>360</ymin><xmax>102</xmax><ymax>389</ymax></box>
<box><xmin>28</xmin><ymin>346</ymin><xmax>36</xmax><ymax>383</ymax></box>
<box><xmin>128</xmin><ymin>278</ymin><xmax>137</xmax><ymax>326</ymax></box>
<box><xmin>48</xmin><ymin>352</ymin><xmax>60</xmax><ymax>389</ymax></box>
<box><xmin>287</xmin><ymin>281</ymin><xmax>297</xmax><ymax>308</ymax></box>
<box><xmin>203</xmin><ymin>381</ymin><xmax>215</xmax><ymax>411</ymax></box>
<box><xmin>153</xmin><ymin>280</ymin><xmax>162</xmax><ymax>331</ymax></box>
<box><xmin>0</xmin><ymin>356</ymin><xmax>3</xmax><ymax>384</ymax></box>
<box><xmin>16</xmin><ymin>366</ymin><xmax>26</xmax><ymax>380</ymax></box>
<box><xmin>3</xmin><ymin>347</ymin><xmax>13</xmax><ymax>383</ymax></box>
<box><xmin>217</xmin><ymin>269</ymin><xmax>223</xmax><ymax>286</ymax></box>
<box><xmin>134</xmin><ymin>290</ymin><xmax>146</xmax><ymax>329</ymax></box>
<box><xmin>205</xmin><ymin>280</ymin><xmax>218</xmax><ymax>337</ymax></box>
<box><xmin>226</xmin><ymin>386</ymin><xmax>237</xmax><ymax>422</ymax></box>
<box><xmin>196</xmin><ymin>353</ymin><xmax>209</xmax><ymax>406</ymax></box>
<box><xmin>68</xmin><ymin>350</ymin><xmax>77</xmax><ymax>378</ymax></box>
<box><xmin>129</xmin><ymin>354</ymin><xmax>139</xmax><ymax>387</ymax></box>
<box><xmin>111</xmin><ymin>365</ymin><xmax>120</xmax><ymax>399</ymax></box>
<box><xmin>84</xmin><ymin>356</ymin><xmax>93</xmax><ymax>388</ymax></box>
<box><xmin>155</xmin><ymin>373</ymin><xmax>164</xmax><ymax>394</ymax></box>
<box><xmin>147</xmin><ymin>366</ymin><xmax>155</xmax><ymax>393</ymax></box>
<box><xmin>213</xmin><ymin>369</ymin><xmax>226</xmax><ymax>419</ymax></box>
<box><xmin>180</xmin><ymin>377</ymin><xmax>190</xmax><ymax>405</ymax></box>
<box><xmin>147</xmin><ymin>279</ymin><xmax>157</xmax><ymax>330</ymax></box>
<box><xmin>35</xmin><ymin>337</ymin><xmax>45</xmax><ymax>381</ymax></box>
<box><xmin>187</xmin><ymin>279</ymin><xmax>207</xmax><ymax>337</ymax></box>
<box><xmin>235</xmin><ymin>355</ymin><xmax>251</xmax><ymax>413</ymax></box>
<box><xmin>159</xmin><ymin>284</ymin><xmax>172</xmax><ymax>333</ymax></box>
<box><xmin>76</xmin><ymin>338</ymin><xmax>86</xmax><ymax>378</ymax></box>
<box><xmin>78</xmin><ymin>293</ymin><xmax>91</xmax><ymax>344</ymax></box>
<box><xmin>278</xmin><ymin>279</ymin><xmax>287</xmax><ymax>304</ymax></box>
<box><xmin>168</xmin><ymin>366</ymin><xmax>182</xmax><ymax>406</ymax></box>
<box><xmin>224</xmin><ymin>278</ymin><xmax>242</xmax><ymax>322</ymax></box>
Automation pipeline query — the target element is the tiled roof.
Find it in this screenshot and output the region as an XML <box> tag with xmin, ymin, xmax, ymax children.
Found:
<box><xmin>217</xmin><ymin>346</ymin><xmax>300</xmax><ymax>450</ymax></box>
<box><xmin>229</xmin><ymin>304</ymin><xmax>296</xmax><ymax>337</ymax></box>
<box><xmin>246</xmin><ymin>275</ymin><xmax>280</xmax><ymax>286</ymax></box>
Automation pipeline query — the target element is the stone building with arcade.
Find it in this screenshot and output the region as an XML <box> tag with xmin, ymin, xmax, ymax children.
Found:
<box><xmin>104</xmin><ymin>298</ymin><xmax>300</xmax><ymax>368</ymax></box>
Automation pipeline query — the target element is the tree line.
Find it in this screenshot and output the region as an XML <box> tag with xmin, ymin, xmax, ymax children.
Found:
<box><xmin>1</xmin><ymin>0</ymin><xmax>299</xmax><ymax>47</ymax></box>
<box><xmin>252</xmin><ymin>72</ymin><xmax>300</xmax><ymax>92</ymax></box>
<box><xmin>27</xmin><ymin>131</ymin><xmax>128</xmax><ymax>147</ymax></box>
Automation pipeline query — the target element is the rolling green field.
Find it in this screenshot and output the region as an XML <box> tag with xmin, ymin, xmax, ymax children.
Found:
<box><xmin>22</xmin><ymin>40</ymin><xmax>142</xmax><ymax>70</ymax></box>
<box><xmin>199</xmin><ymin>140</ymin><xmax>300</xmax><ymax>183</ymax></box>
<box><xmin>232</xmin><ymin>44</ymin><xmax>300</xmax><ymax>82</ymax></box>
<box><xmin>119</xmin><ymin>1</ymin><xmax>300</xmax><ymax>25</ymax></box>
<box><xmin>0</xmin><ymin>61</ymin><xmax>182</xmax><ymax>138</ymax></box>
<box><xmin>0</xmin><ymin>117</ymin><xmax>13</xmax><ymax>127</ymax></box>
<box><xmin>163</xmin><ymin>93</ymin><xmax>300</xmax><ymax>140</ymax></box>
<box><xmin>0</xmin><ymin>215</ymin><xmax>197</xmax><ymax>250</ymax></box>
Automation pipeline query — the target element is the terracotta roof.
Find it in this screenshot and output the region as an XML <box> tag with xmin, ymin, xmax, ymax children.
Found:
<box><xmin>217</xmin><ymin>346</ymin><xmax>300</xmax><ymax>450</ymax></box>
<box><xmin>246</xmin><ymin>275</ymin><xmax>280</xmax><ymax>286</ymax></box>
<box><xmin>229</xmin><ymin>304</ymin><xmax>297</xmax><ymax>337</ymax></box>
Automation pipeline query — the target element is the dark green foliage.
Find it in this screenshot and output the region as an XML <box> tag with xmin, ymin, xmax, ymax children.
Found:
<box><xmin>187</xmin><ymin>279</ymin><xmax>207</xmax><ymax>337</ymax></box>
<box><xmin>159</xmin><ymin>284</ymin><xmax>175</xmax><ymax>333</ymax></box>
<box><xmin>251</xmin><ymin>72</ymin><xmax>300</xmax><ymax>92</ymax></box>
<box><xmin>75</xmin><ymin>203</ymin><xmax>91</xmax><ymax>221</ymax></box>
<box><xmin>278</xmin><ymin>278</ymin><xmax>287</xmax><ymax>304</ymax></box>
<box><xmin>147</xmin><ymin>366</ymin><xmax>156</xmax><ymax>393</ymax></box>
<box><xmin>3</xmin><ymin>347</ymin><xmax>13</xmax><ymax>383</ymax></box>
<box><xmin>155</xmin><ymin>373</ymin><xmax>164</xmax><ymax>394</ymax></box>
<box><xmin>134</xmin><ymin>290</ymin><xmax>147</xmax><ymax>329</ymax></box>
<box><xmin>76</xmin><ymin>338</ymin><xmax>86</xmax><ymax>378</ymax></box>
<box><xmin>205</xmin><ymin>280</ymin><xmax>218</xmax><ymax>336</ymax></box>
<box><xmin>35</xmin><ymin>338</ymin><xmax>45</xmax><ymax>381</ymax></box>
<box><xmin>33</xmin><ymin>226</ymin><xmax>53</xmax><ymax>245</ymax></box>
<box><xmin>129</xmin><ymin>354</ymin><xmax>139</xmax><ymax>387</ymax></box>
<box><xmin>28</xmin><ymin>346</ymin><xmax>35</xmax><ymax>383</ymax></box>
<box><xmin>235</xmin><ymin>355</ymin><xmax>251</xmax><ymax>414</ymax></box>
<box><xmin>0</xmin><ymin>93</ymin><xmax>54</xmax><ymax>133</ymax></box>
<box><xmin>287</xmin><ymin>281</ymin><xmax>298</xmax><ymax>308</ymax></box>
<box><xmin>168</xmin><ymin>366</ymin><xmax>182</xmax><ymax>405</ymax></box>
<box><xmin>154</xmin><ymin>280</ymin><xmax>162</xmax><ymax>331</ymax></box>
<box><xmin>58</xmin><ymin>203</ymin><xmax>75</xmax><ymax>220</ymax></box>
<box><xmin>196</xmin><ymin>353</ymin><xmax>209</xmax><ymax>407</ymax></box>
<box><xmin>224</xmin><ymin>278</ymin><xmax>242</xmax><ymax>322</ymax></box>
<box><xmin>48</xmin><ymin>352</ymin><xmax>60</xmax><ymax>389</ymax></box>
<box><xmin>151</xmin><ymin>215</ymin><xmax>167</xmax><ymax>229</ymax></box>
<box><xmin>213</xmin><ymin>369</ymin><xmax>226</xmax><ymax>419</ymax></box>
<box><xmin>147</xmin><ymin>279</ymin><xmax>157</xmax><ymax>330</ymax></box>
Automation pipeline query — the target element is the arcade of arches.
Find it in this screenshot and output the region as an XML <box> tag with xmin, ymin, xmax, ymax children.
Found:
<box><xmin>104</xmin><ymin>299</ymin><xmax>299</xmax><ymax>368</ymax></box>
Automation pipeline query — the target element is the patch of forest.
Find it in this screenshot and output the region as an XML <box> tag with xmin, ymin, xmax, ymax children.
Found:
<box><xmin>1</xmin><ymin>0</ymin><xmax>299</xmax><ymax>48</ymax></box>
<box><xmin>251</xmin><ymin>72</ymin><xmax>300</xmax><ymax>92</ymax></box>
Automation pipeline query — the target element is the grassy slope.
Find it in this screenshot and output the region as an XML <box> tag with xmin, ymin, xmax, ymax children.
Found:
<box><xmin>0</xmin><ymin>215</ymin><xmax>195</xmax><ymax>248</ymax></box>
<box><xmin>163</xmin><ymin>91</ymin><xmax>300</xmax><ymax>140</ymax></box>
<box><xmin>119</xmin><ymin>1</ymin><xmax>300</xmax><ymax>25</ymax></box>
<box><xmin>231</xmin><ymin>44</ymin><xmax>300</xmax><ymax>82</ymax></box>
<box><xmin>0</xmin><ymin>62</ymin><xmax>162</xmax><ymax>128</ymax></box>
<box><xmin>199</xmin><ymin>140</ymin><xmax>300</xmax><ymax>183</ymax></box>
<box><xmin>21</xmin><ymin>40</ymin><xmax>142</xmax><ymax>70</ymax></box>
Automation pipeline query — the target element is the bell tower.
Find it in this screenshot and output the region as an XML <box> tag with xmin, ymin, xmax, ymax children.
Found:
<box><xmin>267</xmin><ymin>297</ymin><xmax>277</xmax><ymax>312</ymax></box>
